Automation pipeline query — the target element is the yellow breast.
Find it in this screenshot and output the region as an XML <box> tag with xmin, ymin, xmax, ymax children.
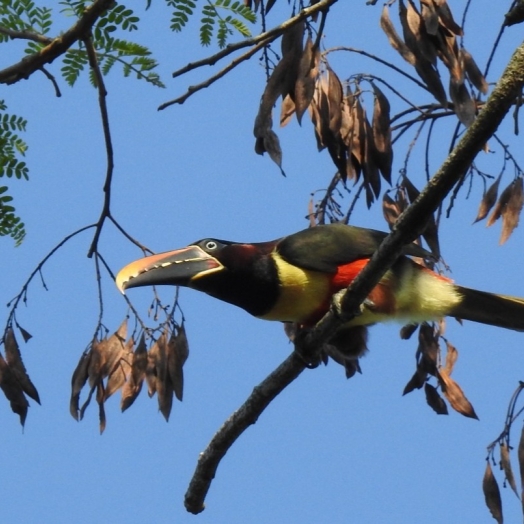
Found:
<box><xmin>258</xmin><ymin>252</ymin><xmax>331</xmax><ymax>323</ymax></box>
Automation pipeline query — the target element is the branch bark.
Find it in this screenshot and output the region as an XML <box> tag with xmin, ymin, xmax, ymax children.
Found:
<box><xmin>0</xmin><ymin>0</ymin><xmax>114</xmax><ymax>85</ymax></box>
<box><xmin>184</xmin><ymin>41</ymin><xmax>524</xmax><ymax>514</ymax></box>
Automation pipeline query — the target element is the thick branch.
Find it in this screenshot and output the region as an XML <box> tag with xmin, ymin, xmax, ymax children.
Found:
<box><xmin>0</xmin><ymin>0</ymin><xmax>114</xmax><ymax>85</ymax></box>
<box><xmin>184</xmin><ymin>41</ymin><xmax>524</xmax><ymax>513</ymax></box>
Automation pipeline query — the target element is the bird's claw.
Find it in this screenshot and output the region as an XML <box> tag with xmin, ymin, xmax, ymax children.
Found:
<box><xmin>331</xmin><ymin>291</ymin><xmax>376</xmax><ymax>318</ymax></box>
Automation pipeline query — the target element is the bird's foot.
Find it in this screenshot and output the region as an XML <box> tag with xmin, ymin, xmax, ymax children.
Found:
<box><xmin>331</xmin><ymin>290</ymin><xmax>376</xmax><ymax>318</ymax></box>
<box><xmin>293</xmin><ymin>328</ymin><xmax>322</xmax><ymax>369</ymax></box>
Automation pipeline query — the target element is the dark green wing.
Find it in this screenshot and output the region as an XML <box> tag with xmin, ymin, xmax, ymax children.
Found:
<box><xmin>276</xmin><ymin>223</ymin><xmax>431</xmax><ymax>273</ymax></box>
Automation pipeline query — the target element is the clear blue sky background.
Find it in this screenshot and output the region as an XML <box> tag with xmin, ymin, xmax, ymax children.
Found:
<box><xmin>1</xmin><ymin>1</ymin><xmax>523</xmax><ymax>523</ymax></box>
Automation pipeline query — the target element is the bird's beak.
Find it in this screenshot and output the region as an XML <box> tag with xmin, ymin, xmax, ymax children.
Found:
<box><xmin>116</xmin><ymin>246</ymin><xmax>224</xmax><ymax>293</ymax></box>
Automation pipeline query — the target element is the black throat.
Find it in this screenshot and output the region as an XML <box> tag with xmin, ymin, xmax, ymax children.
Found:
<box><xmin>190</xmin><ymin>244</ymin><xmax>280</xmax><ymax>317</ymax></box>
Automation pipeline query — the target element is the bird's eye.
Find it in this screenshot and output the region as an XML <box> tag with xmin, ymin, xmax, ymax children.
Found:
<box><xmin>205</xmin><ymin>241</ymin><xmax>218</xmax><ymax>250</ymax></box>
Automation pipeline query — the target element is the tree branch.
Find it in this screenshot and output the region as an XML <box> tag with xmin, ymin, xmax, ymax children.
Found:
<box><xmin>184</xmin><ymin>41</ymin><xmax>524</xmax><ymax>514</ymax></box>
<box><xmin>170</xmin><ymin>0</ymin><xmax>339</xmax><ymax>80</ymax></box>
<box><xmin>159</xmin><ymin>35</ymin><xmax>273</xmax><ymax>110</ymax></box>
<box><xmin>0</xmin><ymin>0</ymin><xmax>114</xmax><ymax>85</ymax></box>
<box><xmin>85</xmin><ymin>37</ymin><xmax>114</xmax><ymax>259</ymax></box>
<box><xmin>3</xmin><ymin>224</ymin><xmax>97</xmax><ymax>340</ymax></box>
<box><xmin>0</xmin><ymin>26</ymin><xmax>52</xmax><ymax>45</ymax></box>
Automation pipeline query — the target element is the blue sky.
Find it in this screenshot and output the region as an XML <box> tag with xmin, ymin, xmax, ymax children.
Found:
<box><xmin>1</xmin><ymin>2</ymin><xmax>524</xmax><ymax>523</ymax></box>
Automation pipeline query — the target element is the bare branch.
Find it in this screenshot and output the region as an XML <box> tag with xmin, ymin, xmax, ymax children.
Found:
<box><xmin>39</xmin><ymin>67</ymin><xmax>61</xmax><ymax>97</ymax></box>
<box><xmin>324</xmin><ymin>46</ymin><xmax>428</xmax><ymax>92</ymax></box>
<box><xmin>170</xmin><ymin>0</ymin><xmax>339</xmax><ymax>80</ymax></box>
<box><xmin>159</xmin><ymin>36</ymin><xmax>273</xmax><ymax>110</ymax></box>
<box><xmin>0</xmin><ymin>26</ymin><xmax>52</xmax><ymax>44</ymax></box>
<box><xmin>4</xmin><ymin>224</ymin><xmax>97</xmax><ymax>339</ymax></box>
<box><xmin>84</xmin><ymin>37</ymin><xmax>114</xmax><ymax>258</ymax></box>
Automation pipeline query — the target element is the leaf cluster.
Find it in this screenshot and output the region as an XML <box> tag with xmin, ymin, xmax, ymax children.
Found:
<box><xmin>60</xmin><ymin>2</ymin><xmax>163</xmax><ymax>87</ymax></box>
<box><xmin>167</xmin><ymin>0</ymin><xmax>255</xmax><ymax>48</ymax></box>
<box><xmin>0</xmin><ymin>102</ymin><xmax>27</xmax><ymax>245</ymax></box>
<box><xmin>0</xmin><ymin>0</ymin><xmax>52</xmax><ymax>43</ymax></box>
<box><xmin>381</xmin><ymin>0</ymin><xmax>487</xmax><ymax>126</ymax></box>
<box><xmin>483</xmin><ymin>382</ymin><xmax>524</xmax><ymax>523</ymax></box>
<box><xmin>0</xmin><ymin>328</ymin><xmax>39</xmax><ymax>426</ymax></box>
<box><xmin>70</xmin><ymin>319</ymin><xmax>189</xmax><ymax>433</ymax></box>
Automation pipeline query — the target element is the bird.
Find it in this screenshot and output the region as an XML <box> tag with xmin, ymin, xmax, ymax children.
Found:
<box><xmin>116</xmin><ymin>223</ymin><xmax>524</xmax><ymax>372</ymax></box>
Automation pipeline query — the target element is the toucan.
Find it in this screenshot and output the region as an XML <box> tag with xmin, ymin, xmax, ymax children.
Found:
<box><xmin>115</xmin><ymin>224</ymin><xmax>524</xmax><ymax>368</ymax></box>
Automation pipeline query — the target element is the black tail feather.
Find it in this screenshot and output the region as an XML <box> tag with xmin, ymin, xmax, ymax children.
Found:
<box><xmin>452</xmin><ymin>287</ymin><xmax>524</xmax><ymax>332</ymax></box>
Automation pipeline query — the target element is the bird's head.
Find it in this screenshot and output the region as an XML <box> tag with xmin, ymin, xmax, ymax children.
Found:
<box><xmin>115</xmin><ymin>238</ymin><xmax>279</xmax><ymax>317</ymax></box>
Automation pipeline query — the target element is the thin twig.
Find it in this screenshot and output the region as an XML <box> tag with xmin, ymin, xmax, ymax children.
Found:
<box><xmin>92</xmin><ymin>252</ymin><xmax>105</xmax><ymax>339</ymax></box>
<box><xmin>96</xmin><ymin>252</ymin><xmax>151</xmax><ymax>334</ymax></box>
<box><xmin>171</xmin><ymin>0</ymin><xmax>339</xmax><ymax>80</ymax></box>
<box><xmin>324</xmin><ymin>46</ymin><xmax>428</xmax><ymax>92</ymax></box>
<box><xmin>39</xmin><ymin>67</ymin><xmax>62</xmax><ymax>97</ymax></box>
<box><xmin>159</xmin><ymin>35</ymin><xmax>273</xmax><ymax>109</ymax></box>
<box><xmin>85</xmin><ymin>37</ymin><xmax>114</xmax><ymax>258</ymax></box>
<box><xmin>109</xmin><ymin>216</ymin><xmax>154</xmax><ymax>254</ymax></box>
<box><xmin>3</xmin><ymin>224</ymin><xmax>97</xmax><ymax>340</ymax></box>
<box><xmin>0</xmin><ymin>25</ymin><xmax>53</xmax><ymax>44</ymax></box>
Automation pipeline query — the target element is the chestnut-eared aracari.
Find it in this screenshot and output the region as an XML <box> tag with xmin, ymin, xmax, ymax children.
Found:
<box><xmin>116</xmin><ymin>224</ymin><xmax>524</xmax><ymax>365</ymax></box>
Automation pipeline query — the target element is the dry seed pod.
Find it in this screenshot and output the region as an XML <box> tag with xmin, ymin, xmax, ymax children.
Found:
<box><xmin>487</xmin><ymin>178</ymin><xmax>524</xmax><ymax>245</ymax></box>
<box><xmin>424</xmin><ymin>383</ymin><xmax>448</xmax><ymax>415</ymax></box>
<box><xmin>402</xmin><ymin>367</ymin><xmax>427</xmax><ymax>395</ymax></box>
<box><xmin>4</xmin><ymin>328</ymin><xmax>40</xmax><ymax>404</ymax></box>
<box><xmin>70</xmin><ymin>350</ymin><xmax>91</xmax><ymax>420</ymax></box>
<box><xmin>294</xmin><ymin>38</ymin><xmax>319</xmax><ymax>124</ymax></box>
<box><xmin>417</xmin><ymin>323</ymin><xmax>439</xmax><ymax>375</ymax></box>
<box><xmin>449</xmin><ymin>79</ymin><xmax>476</xmax><ymax>127</ymax></box>
<box><xmin>500</xmin><ymin>442</ymin><xmax>518</xmax><ymax>496</ymax></box>
<box><xmin>121</xmin><ymin>333</ymin><xmax>148</xmax><ymax>412</ymax></box>
<box><xmin>146</xmin><ymin>339</ymin><xmax>160</xmax><ymax>397</ymax></box>
<box><xmin>371</xmin><ymin>84</ymin><xmax>393</xmax><ymax>183</ymax></box>
<box><xmin>482</xmin><ymin>462</ymin><xmax>503</xmax><ymax>524</ymax></box>
<box><xmin>254</xmin><ymin>23</ymin><xmax>304</xmax><ymax>171</ymax></box>
<box><xmin>97</xmin><ymin>383</ymin><xmax>106</xmax><ymax>434</ymax></box>
<box><xmin>435</xmin><ymin>0</ymin><xmax>464</xmax><ymax>36</ymax></box>
<box><xmin>420</xmin><ymin>0</ymin><xmax>439</xmax><ymax>35</ymax></box>
<box><xmin>105</xmin><ymin>337</ymin><xmax>133</xmax><ymax>400</ymax></box>
<box><xmin>17</xmin><ymin>324</ymin><xmax>32</xmax><ymax>342</ymax></box>
<box><xmin>500</xmin><ymin>177</ymin><xmax>523</xmax><ymax>244</ymax></box>
<box><xmin>518</xmin><ymin>424</ymin><xmax>524</xmax><ymax>505</ymax></box>
<box><xmin>438</xmin><ymin>368</ymin><xmax>478</xmax><ymax>419</ymax></box>
<box><xmin>168</xmin><ymin>324</ymin><xmax>189</xmax><ymax>402</ymax></box>
<box><xmin>380</xmin><ymin>4</ymin><xmax>416</xmax><ymax>65</ymax></box>
<box><xmin>155</xmin><ymin>331</ymin><xmax>174</xmax><ymax>421</ymax></box>
<box><xmin>280</xmin><ymin>94</ymin><xmax>295</xmax><ymax>127</ymax></box>
<box><xmin>382</xmin><ymin>192</ymin><xmax>401</xmax><ymax>228</ymax></box>
<box><xmin>443</xmin><ymin>341</ymin><xmax>458</xmax><ymax>375</ymax></box>
<box><xmin>401</xmin><ymin>0</ymin><xmax>437</xmax><ymax>65</ymax></box>
<box><xmin>461</xmin><ymin>48</ymin><xmax>489</xmax><ymax>94</ymax></box>
<box><xmin>473</xmin><ymin>174</ymin><xmax>501</xmax><ymax>223</ymax></box>
<box><xmin>0</xmin><ymin>354</ymin><xmax>29</xmax><ymax>426</ymax></box>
